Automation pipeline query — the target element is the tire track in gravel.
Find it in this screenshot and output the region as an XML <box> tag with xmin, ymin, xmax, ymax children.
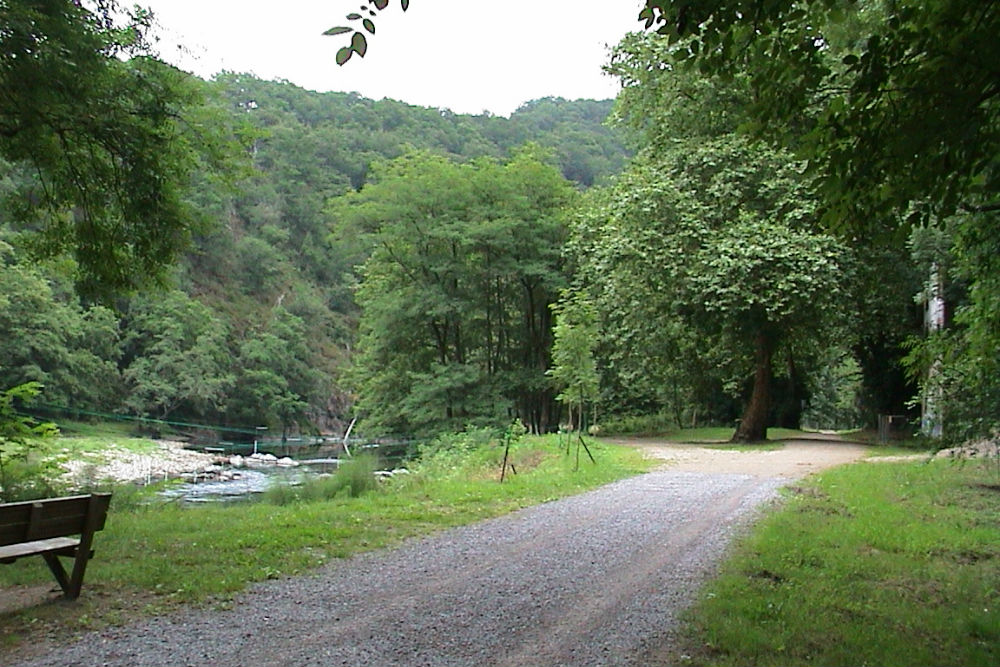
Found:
<box><xmin>493</xmin><ymin>474</ymin><xmax>775</xmax><ymax>667</ymax></box>
<box><xmin>9</xmin><ymin>438</ymin><xmax>865</xmax><ymax>667</ymax></box>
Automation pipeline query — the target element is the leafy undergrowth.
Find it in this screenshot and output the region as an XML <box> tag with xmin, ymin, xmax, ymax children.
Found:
<box><xmin>597</xmin><ymin>413</ymin><xmax>812</xmax><ymax>442</ymax></box>
<box><xmin>843</xmin><ymin>429</ymin><xmax>940</xmax><ymax>457</ymax></box>
<box><xmin>671</xmin><ymin>459</ymin><xmax>1000</xmax><ymax>667</ymax></box>
<box><xmin>0</xmin><ymin>435</ymin><xmax>650</xmax><ymax>653</ymax></box>
<box><xmin>0</xmin><ymin>434</ymin><xmax>165</xmax><ymax>502</ymax></box>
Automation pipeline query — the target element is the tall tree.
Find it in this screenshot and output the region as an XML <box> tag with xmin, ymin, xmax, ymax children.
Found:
<box><xmin>547</xmin><ymin>293</ymin><xmax>600</xmax><ymax>432</ymax></box>
<box><xmin>641</xmin><ymin>0</ymin><xmax>999</xmax><ymax>438</ymax></box>
<box><xmin>685</xmin><ymin>221</ymin><xmax>848</xmax><ymax>441</ymax></box>
<box><xmin>639</xmin><ymin>0</ymin><xmax>998</xmax><ymax>227</ymax></box>
<box><xmin>569</xmin><ymin>137</ymin><xmax>848</xmax><ymax>441</ymax></box>
<box><xmin>120</xmin><ymin>290</ymin><xmax>232</xmax><ymax>421</ymax></box>
<box><xmin>0</xmin><ymin>0</ymin><xmax>241</xmax><ymax>296</ymax></box>
<box><xmin>333</xmin><ymin>148</ymin><xmax>575</xmax><ymax>435</ymax></box>
<box><xmin>228</xmin><ymin>307</ymin><xmax>322</xmax><ymax>435</ymax></box>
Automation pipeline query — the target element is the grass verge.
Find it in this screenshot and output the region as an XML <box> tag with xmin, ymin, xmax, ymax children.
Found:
<box><xmin>669</xmin><ymin>458</ymin><xmax>1000</xmax><ymax>667</ymax></box>
<box><xmin>659</xmin><ymin>426</ymin><xmax>808</xmax><ymax>444</ymax></box>
<box><xmin>0</xmin><ymin>435</ymin><xmax>650</xmax><ymax>652</ymax></box>
<box><xmin>704</xmin><ymin>442</ymin><xmax>784</xmax><ymax>452</ymax></box>
<box><xmin>843</xmin><ymin>428</ymin><xmax>940</xmax><ymax>456</ymax></box>
<box><xmin>597</xmin><ymin>415</ymin><xmax>810</xmax><ymax>442</ymax></box>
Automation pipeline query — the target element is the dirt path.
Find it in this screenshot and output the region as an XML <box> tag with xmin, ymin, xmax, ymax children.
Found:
<box><xmin>6</xmin><ymin>435</ymin><xmax>870</xmax><ymax>667</ymax></box>
<box><xmin>611</xmin><ymin>431</ymin><xmax>870</xmax><ymax>478</ymax></box>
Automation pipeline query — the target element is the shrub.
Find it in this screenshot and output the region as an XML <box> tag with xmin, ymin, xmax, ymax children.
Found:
<box><xmin>261</xmin><ymin>480</ymin><xmax>302</xmax><ymax>506</ymax></box>
<box><xmin>599</xmin><ymin>413</ymin><xmax>677</xmax><ymax>436</ymax></box>
<box><xmin>412</xmin><ymin>427</ymin><xmax>499</xmax><ymax>475</ymax></box>
<box><xmin>264</xmin><ymin>452</ymin><xmax>382</xmax><ymax>505</ymax></box>
<box><xmin>0</xmin><ymin>455</ymin><xmax>66</xmax><ymax>502</ymax></box>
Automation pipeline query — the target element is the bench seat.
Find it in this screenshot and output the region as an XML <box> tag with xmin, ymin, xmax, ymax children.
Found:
<box><xmin>0</xmin><ymin>536</ymin><xmax>80</xmax><ymax>563</ymax></box>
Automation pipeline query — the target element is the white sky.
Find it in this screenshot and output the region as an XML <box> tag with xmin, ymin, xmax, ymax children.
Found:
<box><xmin>139</xmin><ymin>1</ymin><xmax>647</xmax><ymax>116</ymax></box>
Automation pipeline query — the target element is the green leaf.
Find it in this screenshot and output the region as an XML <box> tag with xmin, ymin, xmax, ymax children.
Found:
<box><xmin>363</xmin><ymin>19</ymin><xmax>375</xmax><ymax>34</ymax></box>
<box><xmin>351</xmin><ymin>32</ymin><xmax>368</xmax><ymax>57</ymax></box>
<box><xmin>323</xmin><ymin>26</ymin><xmax>352</xmax><ymax>36</ymax></box>
<box><xmin>336</xmin><ymin>46</ymin><xmax>353</xmax><ymax>65</ymax></box>
<box><xmin>347</xmin><ymin>13</ymin><xmax>362</xmax><ymax>20</ymax></box>
<box><xmin>373</xmin><ymin>0</ymin><xmax>389</xmax><ymax>9</ymax></box>
<box><xmin>401</xmin><ymin>0</ymin><xmax>409</xmax><ymax>10</ymax></box>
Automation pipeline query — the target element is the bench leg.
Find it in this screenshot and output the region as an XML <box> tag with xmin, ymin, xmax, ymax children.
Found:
<box><xmin>66</xmin><ymin>549</ymin><xmax>93</xmax><ymax>600</ymax></box>
<box><xmin>42</xmin><ymin>553</ymin><xmax>72</xmax><ymax>597</ymax></box>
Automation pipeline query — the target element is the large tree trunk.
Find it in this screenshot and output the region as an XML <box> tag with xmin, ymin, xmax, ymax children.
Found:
<box><xmin>733</xmin><ymin>332</ymin><xmax>773</xmax><ymax>442</ymax></box>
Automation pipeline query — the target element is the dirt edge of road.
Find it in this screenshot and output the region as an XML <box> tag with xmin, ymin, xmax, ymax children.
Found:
<box><xmin>607</xmin><ymin>432</ymin><xmax>872</xmax><ymax>480</ymax></box>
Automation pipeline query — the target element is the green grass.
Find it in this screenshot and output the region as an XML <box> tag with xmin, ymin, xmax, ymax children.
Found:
<box><xmin>598</xmin><ymin>413</ymin><xmax>810</xmax><ymax>442</ymax></box>
<box><xmin>704</xmin><ymin>442</ymin><xmax>784</xmax><ymax>452</ymax></box>
<box><xmin>673</xmin><ymin>459</ymin><xmax>1000</xmax><ymax>667</ymax></box>
<box><xmin>49</xmin><ymin>435</ymin><xmax>160</xmax><ymax>457</ymax></box>
<box><xmin>842</xmin><ymin>429</ymin><xmax>940</xmax><ymax>457</ymax></box>
<box><xmin>0</xmin><ymin>435</ymin><xmax>651</xmax><ymax>648</ymax></box>
<box><xmin>263</xmin><ymin>452</ymin><xmax>381</xmax><ymax>504</ymax></box>
<box><xmin>6</xmin><ymin>432</ymin><xmax>161</xmax><ymax>464</ymax></box>
<box><xmin>51</xmin><ymin>419</ymin><xmax>142</xmax><ymax>440</ymax></box>
<box><xmin>657</xmin><ymin>426</ymin><xmax>809</xmax><ymax>444</ymax></box>
<box><xmin>1</xmin><ymin>434</ymin><xmax>164</xmax><ymax>502</ymax></box>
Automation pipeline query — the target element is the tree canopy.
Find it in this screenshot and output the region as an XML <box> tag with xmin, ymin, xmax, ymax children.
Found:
<box><xmin>639</xmin><ymin>0</ymin><xmax>998</xmax><ymax>228</ymax></box>
<box><xmin>0</xmin><ymin>52</ymin><xmax>625</xmax><ymax>435</ymax></box>
<box><xmin>568</xmin><ymin>132</ymin><xmax>848</xmax><ymax>441</ymax></box>
<box><xmin>335</xmin><ymin>148</ymin><xmax>576</xmax><ymax>435</ymax></box>
<box><xmin>636</xmin><ymin>0</ymin><xmax>999</xmax><ymax>440</ymax></box>
<box><xmin>0</xmin><ymin>0</ymin><xmax>243</xmax><ymax>296</ymax></box>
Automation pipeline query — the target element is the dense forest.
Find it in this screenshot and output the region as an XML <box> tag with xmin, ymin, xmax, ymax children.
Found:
<box><xmin>1</xmin><ymin>0</ymin><xmax>997</xmax><ymax>445</ymax></box>
<box><xmin>0</xmin><ymin>52</ymin><xmax>628</xmax><ymax>437</ymax></box>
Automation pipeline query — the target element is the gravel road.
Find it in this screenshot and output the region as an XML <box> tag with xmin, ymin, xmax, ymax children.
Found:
<box><xmin>9</xmin><ymin>436</ymin><xmax>867</xmax><ymax>667</ymax></box>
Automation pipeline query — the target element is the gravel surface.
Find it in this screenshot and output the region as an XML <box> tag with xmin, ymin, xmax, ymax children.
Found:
<box><xmin>9</xmin><ymin>436</ymin><xmax>867</xmax><ymax>667</ymax></box>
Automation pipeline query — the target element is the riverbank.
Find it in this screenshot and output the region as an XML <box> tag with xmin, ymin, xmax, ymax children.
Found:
<box><xmin>60</xmin><ymin>439</ymin><xmax>218</xmax><ymax>486</ymax></box>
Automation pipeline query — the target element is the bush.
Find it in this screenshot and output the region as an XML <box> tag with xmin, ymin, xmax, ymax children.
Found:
<box><xmin>262</xmin><ymin>480</ymin><xmax>303</xmax><ymax>506</ymax></box>
<box><xmin>263</xmin><ymin>452</ymin><xmax>382</xmax><ymax>505</ymax></box>
<box><xmin>599</xmin><ymin>413</ymin><xmax>677</xmax><ymax>436</ymax></box>
<box><xmin>412</xmin><ymin>427</ymin><xmax>499</xmax><ymax>475</ymax></box>
<box><xmin>0</xmin><ymin>455</ymin><xmax>66</xmax><ymax>502</ymax></box>
<box><xmin>328</xmin><ymin>452</ymin><xmax>381</xmax><ymax>499</ymax></box>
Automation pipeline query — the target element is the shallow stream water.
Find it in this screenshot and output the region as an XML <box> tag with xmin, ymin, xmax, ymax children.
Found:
<box><xmin>157</xmin><ymin>459</ymin><xmax>342</xmax><ymax>503</ymax></box>
<box><xmin>157</xmin><ymin>440</ymin><xmax>411</xmax><ymax>503</ymax></box>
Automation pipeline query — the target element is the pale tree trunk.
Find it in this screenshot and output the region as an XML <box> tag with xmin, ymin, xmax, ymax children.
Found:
<box><xmin>733</xmin><ymin>332</ymin><xmax>773</xmax><ymax>442</ymax></box>
<box><xmin>922</xmin><ymin>263</ymin><xmax>945</xmax><ymax>438</ymax></box>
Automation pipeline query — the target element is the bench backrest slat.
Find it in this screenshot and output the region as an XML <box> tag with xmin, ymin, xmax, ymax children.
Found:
<box><xmin>0</xmin><ymin>494</ymin><xmax>110</xmax><ymax>546</ymax></box>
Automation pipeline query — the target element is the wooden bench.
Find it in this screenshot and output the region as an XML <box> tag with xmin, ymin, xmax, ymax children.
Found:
<box><xmin>0</xmin><ymin>493</ymin><xmax>111</xmax><ymax>599</ymax></box>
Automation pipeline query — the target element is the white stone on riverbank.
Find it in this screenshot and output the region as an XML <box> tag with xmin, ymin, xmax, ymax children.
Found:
<box><xmin>61</xmin><ymin>440</ymin><xmax>217</xmax><ymax>486</ymax></box>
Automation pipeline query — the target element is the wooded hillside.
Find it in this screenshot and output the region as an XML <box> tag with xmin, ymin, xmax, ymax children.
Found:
<box><xmin>0</xmin><ymin>72</ymin><xmax>628</xmax><ymax>437</ymax></box>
